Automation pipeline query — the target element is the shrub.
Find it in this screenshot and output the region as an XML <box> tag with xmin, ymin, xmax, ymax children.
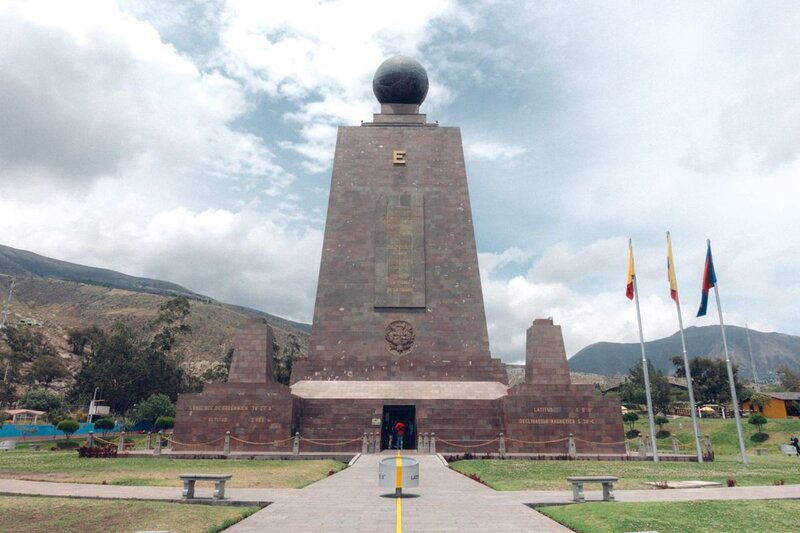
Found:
<box><xmin>748</xmin><ymin>414</ymin><xmax>767</xmax><ymax>434</ymax></box>
<box><xmin>94</xmin><ymin>418</ymin><xmax>115</xmax><ymax>436</ymax></box>
<box><xmin>57</xmin><ymin>418</ymin><xmax>80</xmax><ymax>441</ymax></box>
<box><xmin>78</xmin><ymin>444</ymin><xmax>118</xmax><ymax>458</ymax></box>
<box><xmin>154</xmin><ymin>416</ymin><xmax>174</xmax><ymax>431</ymax></box>
<box><xmin>623</xmin><ymin>412</ymin><xmax>639</xmax><ymax>432</ymax></box>
<box><xmin>727</xmin><ymin>478</ymin><xmax>736</xmax><ymax>487</ymax></box>
<box><xmin>129</xmin><ymin>393</ymin><xmax>176</xmax><ymax>424</ymax></box>
<box><xmin>55</xmin><ymin>440</ymin><xmax>80</xmax><ymax>449</ymax></box>
<box><xmin>654</xmin><ymin>415</ymin><xmax>670</xmax><ymax>434</ymax></box>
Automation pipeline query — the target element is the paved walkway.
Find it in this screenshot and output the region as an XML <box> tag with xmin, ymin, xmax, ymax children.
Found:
<box><xmin>226</xmin><ymin>454</ymin><xmax>568</xmax><ymax>533</ymax></box>
<box><xmin>4</xmin><ymin>454</ymin><xmax>800</xmax><ymax>532</ymax></box>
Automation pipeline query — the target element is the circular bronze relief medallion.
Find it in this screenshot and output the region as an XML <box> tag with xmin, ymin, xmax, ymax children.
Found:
<box><xmin>385</xmin><ymin>320</ymin><xmax>415</xmax><ymax>355</ymax></box>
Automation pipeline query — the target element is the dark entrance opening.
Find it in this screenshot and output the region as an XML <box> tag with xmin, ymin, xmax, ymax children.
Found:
<box><xmin>381</xmin><ymin>405</ymin><xmax>416</xmax><ymax>450</ymax></box>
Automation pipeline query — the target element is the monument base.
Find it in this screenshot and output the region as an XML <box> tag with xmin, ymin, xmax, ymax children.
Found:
<box><xmin>173</xmin><ymin>383</ymin><xmax>296</xmax><ymax>452</ymax></box>
<box><xmin>502</xmin><ymin>383</ymin><xmax>626</xmax><ymax>454</ymax></box>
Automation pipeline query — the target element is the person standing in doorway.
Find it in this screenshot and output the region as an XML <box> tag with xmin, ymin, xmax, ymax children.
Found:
<box><xmin>394</xmin><ymin>420</ymin><xmax>406</xmax><ymax>450</ymax></box>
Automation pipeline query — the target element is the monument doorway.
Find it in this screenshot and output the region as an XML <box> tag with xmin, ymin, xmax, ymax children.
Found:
<box><xmin>381</xmin><ymin>405</ymin><xmax>416</xmax><ymax>450</ymax></box>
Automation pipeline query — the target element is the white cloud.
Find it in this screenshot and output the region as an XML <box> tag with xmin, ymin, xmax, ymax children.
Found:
<box><xmin>212</xmin><ymin>0</ymin><xmax>461</xmax><ymax>172</ymax></box>
<box><xmin>0</xmin><ymin>0</ymin><xmax>289</xmax><ymax>194</ymax></box>
<box><xmin>464</xmin><ymin>138</ymin><xmax>526</xmax><ymax>166</ymax></box>
<box><xmin>0</xmin><ymin>191</ymin><xmax>322</xmax><ymax>322</ymax></box>
<box><xmin>2</xmin><ymin>1</ymin><xmax>799</xmax><ymax>362</ymax></box>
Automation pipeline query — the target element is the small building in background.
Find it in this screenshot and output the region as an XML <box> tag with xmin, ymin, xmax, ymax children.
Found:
<box><xmin>3</xmin><ymin>409</ymin><xmax>46</xmax><ymax>424</ymax></box>
<box><xmin>742</xmin><ymin>392</ymin><xmax>800</xmax><ymax>418</ymax></box>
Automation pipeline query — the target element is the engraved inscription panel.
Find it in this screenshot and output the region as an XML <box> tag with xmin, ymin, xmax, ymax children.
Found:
<box><xmin>374</xmin><ymin>193</ymin><xmax>425</xmax><ymax>307</ymax></box>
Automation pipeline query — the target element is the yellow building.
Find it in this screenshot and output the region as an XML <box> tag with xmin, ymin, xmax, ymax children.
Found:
<box><xmin>742</xmin><ymin>392</ymin><xmax>800</xmax><ymax>419</ymax></box>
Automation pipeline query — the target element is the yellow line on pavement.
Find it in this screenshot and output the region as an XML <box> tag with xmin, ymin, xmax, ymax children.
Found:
<box><xmin>396</xmin><ymin>495</ymin><xmax>402</xmax><ymax>533</ymax></box>
<box><xmin>396</xmin><ymin>451</ymin><xmax>403</xmax><ymax>533</ymax></box>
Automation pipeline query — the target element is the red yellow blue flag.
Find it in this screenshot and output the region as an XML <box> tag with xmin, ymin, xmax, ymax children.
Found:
<box><xmin>696</xmin><ymin>242</ymin><xmax>717</xmax><ymax>317</ymax></box>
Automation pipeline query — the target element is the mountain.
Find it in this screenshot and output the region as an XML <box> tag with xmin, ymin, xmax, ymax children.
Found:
<box><xmin>568</xmin><ymin>325</ymin><xmax>800</xmax><ymax>381</ymax></box>
<box><xmin>0</xmin><ymin>244</ymin><xmax>311</xmax><ymax>382</ymax></box>
<box><xmin>0</xmin><ymin>243</ymin><xmax>310</xmax><ymax>334</ymax></box>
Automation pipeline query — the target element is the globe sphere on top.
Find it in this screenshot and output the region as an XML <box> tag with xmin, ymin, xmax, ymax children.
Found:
<box><xmin>372</xmin><ymin>55</ymin><xmax>429</xmax><ymax>105</ymax></box>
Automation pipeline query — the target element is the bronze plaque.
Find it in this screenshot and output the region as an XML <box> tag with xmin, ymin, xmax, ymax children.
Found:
<box><xmin>374</xmin><ymin>193</ymin><xmax>425</xmax><ymax>307</ymax></box>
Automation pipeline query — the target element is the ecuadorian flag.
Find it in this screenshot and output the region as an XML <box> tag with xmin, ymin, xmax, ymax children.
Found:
<box><xmin>696</xmin><ymin>242</ymin><xmax>717</xmax><ymax>317</ymax></box>
<box><xmin>667</xmin><ymin>232</ymin><xmax>679</xmax><ymax>303</ymax></box>
<box><xmin>626</xmin><ymin>241</ymin><xmax>635</xmax><ymax>300</ymax></box>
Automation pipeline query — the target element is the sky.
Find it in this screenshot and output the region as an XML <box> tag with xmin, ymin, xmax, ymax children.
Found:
<box><xmin>1</xmin><ymin>1</ymin><xmax>799</xmax><ymax>362</ymax></box>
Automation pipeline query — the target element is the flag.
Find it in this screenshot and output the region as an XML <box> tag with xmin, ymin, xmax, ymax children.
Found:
<box><xmin>667</xmin><ymin>232</ymin><xmax>679</xmax><ymax>303</ymax></box>
<box><xmin>696</xmin><ymin>242</ymin><xmax>717</xmax><ymax>317</ymax></box>
<box><xmin>626</xmin><ymin>241</ymin><xmax>635</xmax><ymax>300</ymax></box>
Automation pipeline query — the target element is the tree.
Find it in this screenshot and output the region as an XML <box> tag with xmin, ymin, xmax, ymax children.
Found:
<box><xmin>777</xmin><ymin>366</ymin><xmax>800</xmax><ymax>391</ymax></box>
<box><xmin>28</xmin><ymin>355</ymin><xmax>67</xmax><ymax>387</ymax></box>
<box><xmin>748</xmin><ymin>414</ymin><xmax>767</xmax><ymax>434</ymax></box>
<box><xmin>67</xmin><ymin>326</ymin><xmax>103</xmax><ymax>356</ymax></box>
<box><xmin>2</xmin><ymin>325</ymin><xmax>56</xmax><ymax>360</ymax></box>
<box><xmin>93</xmin><ymin>417</ymin><xmax>115</xmax><ymax>437</ymax></box>
<box><xmin>619</xmin><ymin>362</ymin><xmax>673</xmax><ymax>413</ymax></box>
<box><xmin>1</xmin><ymin>325</ymin><xmax>57</xmax><ymax>387</ymax></box>
<box><xmin>654</xmin><ymin>415</ymin><xmax>670</xmax><ymax>437</ymax></box>
<box><xmin>622</xmin><ymin>412</ymin><xmax>639</xmax><ymax>432</ymax></box>
<box><xmin>154</xmin><ymin>416</ymin><xmax>174</xmax><ymax>431</ymax></box>
<box><xmin>130</xmin><ymin>393</ymin><xmax>176</xmax><ymax>424</ymax></box>
<box><xmin>746</xmin><ymin>392</ymin><xmax>771</xmax><ymax>413</ymax></box>
<box><xmin>57</xmin><ymin>419</ymin><xmax>80</xmax><ymax>441</ymax></box>
<box><xmin>273</xmin><ymin>333</ymin><xmax>301</xmax><ymax>385</ymax></box>
<box><xmin>150</xmin><ymin>296</ymin><xmax>192</xmax><ymax>353</ymax></box>
<box><xmin>672</xmin><ymin>356</ymin><xmax>745</xmax><ymax>405</ymax></box>
<box><xmin>19</xmin><ymin>388</ymin><xmax>64</xmax><ymax>413</ymax></box>
<box><xmin>68</xmin><ymin>323</ymin><xmax>184</xmax><ymax>414</ymax></box>
<box><xmin>0</xmin><ymin>381</ymin><xmax>17</xmax><ymax>407</ymax></box>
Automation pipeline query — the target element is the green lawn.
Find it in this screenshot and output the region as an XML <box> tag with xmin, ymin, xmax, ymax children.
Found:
<box><xmin>630</xmin><ymin>416</ymin><xmax>800</xmax><ymax>456</ymax></box>
<box><xmin>0</xmin><ymin>495</ymin><xmax>259</xmax><ymax>533</ymax></box>
<box><xmin>451</xmin><ymin>455</ymin><xmax>800</xmax><ymax>491</ymax></box>
<box><xmin>0</xmin><ymin>450</ymin><xmax>345</xmax><ymax>488</ymax></box>
<box><xmin>538</xmin><ymin>499</ymin><xmax>800</xmax><ymax>533</ymax></box>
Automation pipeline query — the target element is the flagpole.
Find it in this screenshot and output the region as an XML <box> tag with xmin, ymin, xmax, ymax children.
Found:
<box><xmin>630</xmin><ymin>239</ymin><xmax>659</xmax><ymax>462</ymax></box>
<box><xmin>708</xmin><ymin>239</ymin><xmax>748</xmax><ymax>465</ymax></box>
<box><xmin>668</xmin><ymin>232</ymin><xmax>703</xmax><ymax>462</ymax></box>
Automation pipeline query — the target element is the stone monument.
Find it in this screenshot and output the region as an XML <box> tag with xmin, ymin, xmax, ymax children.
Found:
<box><xmin>174</xmin><ymin>56</ymin><xmax>625</xmax><ymax>454</ymax></box>
<box><xmin>172</xmin><ymin>318</ymin><xmax>295</xmax><ymax>451</ymax></box>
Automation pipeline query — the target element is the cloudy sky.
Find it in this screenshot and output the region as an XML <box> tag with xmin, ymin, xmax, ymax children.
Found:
<box><xmin>1</xmin><ymin>1</ymin><xmax>798</xmax><ymax>362</ymax></box>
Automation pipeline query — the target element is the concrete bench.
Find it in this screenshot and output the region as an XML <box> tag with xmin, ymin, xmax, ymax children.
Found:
<box><xmin>566</xmin><ymin>476</ymin><xmax>618</xmax><ymax>502</ymax></box>
<box><xmin>179</xmin><ymin>473</ymin><xmax>232</xmax><ymax>500</ymax></box>
<box><xmin>780</xmin><ymin>445</ymin><xmax>798</xmax><ymax>456</ymax></box>
<box><xmin>0</xmin><ymin>440</ymin><xmax>16</xmax><ymax>451</ymax></box>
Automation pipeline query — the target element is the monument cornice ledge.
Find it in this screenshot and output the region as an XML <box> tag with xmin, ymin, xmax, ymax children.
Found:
<box><xmin>290</xmin><ymin>380</ymin><xmax>509</xmax><ymax>400</ymax></box>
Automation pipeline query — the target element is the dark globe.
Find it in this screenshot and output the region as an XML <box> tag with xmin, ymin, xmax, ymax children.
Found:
<box><xmin>372</xmin><ymin>56</ymin><xmax>429</xmax><ymax>105</ymax></box>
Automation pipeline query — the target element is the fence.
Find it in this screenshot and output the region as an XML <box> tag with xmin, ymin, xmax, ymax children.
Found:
<box><xmin>76</xmin><ymin>429</ymin><xmax>713</xmax><ymax>460</ymax></box>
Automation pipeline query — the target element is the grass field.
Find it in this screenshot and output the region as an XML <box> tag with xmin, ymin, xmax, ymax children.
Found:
<box><xmin>0</xmin><ymin>450</ymin><xmax>346</xmax><ymax>488</ymax></box>
<box><xmin>631</xmin><ymin>416</ymin><xmax>800</xmax><ymax>456</ymax></box>
<box><xmin>451</xmin><ymin>418</ymin><xmax>800</xmax><ymax>491</ymax></box>
<box><xmin>538</xmin><ymin>499</ymin><xmax>800</xmax><ymax>533</ymax></box>
<box><xmin>450</xmin><ymin>454</ymin><xmax>800</xmax><ymax>490</ymax></box>
<box><xmin>0</xmin><ymin>495</ymin><xmax>259</xmax><ymax>533</ymax></box>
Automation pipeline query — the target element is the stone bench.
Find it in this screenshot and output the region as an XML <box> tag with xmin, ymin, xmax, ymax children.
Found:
<box><xmin>0</xmin><ymin>440</ymin><xmax>16</xmax><ymax>451</ymax></box>
<box><xmin>780</xmin><ymin>445</ymin><xmax>798</xmax><ymax>456</ymax></box>
<box><xmin>566</xmin><ymin>476</ymin><xmax>618</xmax><ymax>502</ymax></box>
<box><xmin>178</xmin><ymin>473</ymin><xmax>232</xmax><ymax>500</ymax></box>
